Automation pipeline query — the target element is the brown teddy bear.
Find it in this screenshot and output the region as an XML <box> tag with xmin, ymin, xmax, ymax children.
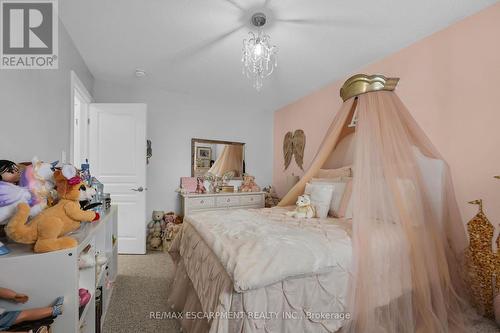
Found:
<box><xmin>6</xmin><ymin>165</ymin><xmax>99</xmax><ymax>253</ymax></box>
<box><xmin>239</xmin><ymin>174</ymin><xmax>261</xmax><ymax>192</ymax></box>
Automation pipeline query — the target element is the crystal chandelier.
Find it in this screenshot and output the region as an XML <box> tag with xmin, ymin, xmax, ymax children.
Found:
<box><xmin>242</xmin><ymin>13</ymin><xmax>278</xmax><ymax>91</ymax></box>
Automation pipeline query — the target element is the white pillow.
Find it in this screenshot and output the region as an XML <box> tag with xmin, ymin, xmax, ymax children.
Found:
<box><xmin>304</xmin><ymin>182</ymin><xmax>335</xmax><ymax>218</ymax></box>
<box><xmin>310</xmin><ymin>178</ymin><xmax>349</xmax><ymax>217</ymax></box>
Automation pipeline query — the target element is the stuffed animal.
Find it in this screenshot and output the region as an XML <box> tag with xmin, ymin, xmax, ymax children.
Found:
<box><xmin>149</xmin><ymin>229</ymin><xmax>162</xmax><ymax>250</ymax></box>
<box><xmin>147</xmin><ymin>211</ymin><xmax>165</xmax><ymax>251</ymax></box>
<box><xmin>0</xmin><ymin>158</ymin><xmax>57</xmax><ymax>225</ymax></box>
<box><xmin>19</xmin><ymin>157</ymin><xmax>58</xmax><ymax>211</ymax></box>
<box><xmin>239</xmin><ymin>174</ymin><xmax>261</xmax><ymax>192</ymax></box>
<box><xmin>0</xmin><ymin>181</ymin><xmax>32</xmax><ymax>225</ymax></box>
<box><xmin>6</xmin><ymin>165</ymin><xmax>99</xmax><ymax>253</ymax></box>
<box><xmin>286</xmin><ymin>194</ymin><xmax>316</xmax><ymax>219</ymax></box>
<box><xmin>162</xmin><ymin>213</ymin><xmax>183</xmax><ymax>251</ymax></box>
<box><xmin>79</xmin><ymin>186</ymin><xmax>100</xmax><ymax>211</ymax></box>
<box><xmin>165</xmin><ymin>222</ymin><xmax>182</xmax><ymax>240</ymax></box>
<box><xmin>163</xmin><ymin>212</ymin><xmax>175</xmax><ymax>224</ymax></box>
<box><xmin>263</xmin><ymin>186</ymin><xmax>280</xmax><ymax>208</ymax></box>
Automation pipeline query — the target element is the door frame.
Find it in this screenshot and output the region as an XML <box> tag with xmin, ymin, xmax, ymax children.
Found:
<box><xmin>70</xmin><ymin>70</ymin><xmax>93</xmax><ymax>165</ymax></box>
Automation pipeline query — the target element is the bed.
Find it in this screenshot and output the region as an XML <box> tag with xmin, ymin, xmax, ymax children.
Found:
<box><xmin>167</xmin><ymin>74</ymin><xmax>472</xmax><ymax>332</ymax></box>
<box><xmin>168</xmin><ymin>207</ymin><xmax>354</xmax><ymax>333</ymax></box>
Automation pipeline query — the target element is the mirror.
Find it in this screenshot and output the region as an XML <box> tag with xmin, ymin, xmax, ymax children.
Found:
<box><xmin>191</xmin><ymin>138</ymin><xmax>245</xmax><ymax>180</ymax></box>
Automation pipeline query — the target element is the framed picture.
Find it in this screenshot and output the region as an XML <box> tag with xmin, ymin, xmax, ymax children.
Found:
<box><xmin>196</xmin><ymin>146</ymin><xmax>212</xmax><ymax>160</ymax></box>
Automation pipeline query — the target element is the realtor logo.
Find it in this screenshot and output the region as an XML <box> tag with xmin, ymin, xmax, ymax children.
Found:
<box><xmin>0</xmin><ymin>0</ymin><xmax>58</xmax><ymax>69</ymax></box>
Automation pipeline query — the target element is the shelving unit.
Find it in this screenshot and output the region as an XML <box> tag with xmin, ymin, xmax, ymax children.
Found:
<box><xmin>0</xmin><ymin>206</ymin><xmax>118</xmax><ymax>333</ymax></box>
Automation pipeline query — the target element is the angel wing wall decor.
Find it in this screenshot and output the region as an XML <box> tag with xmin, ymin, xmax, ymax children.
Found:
<box><xmin>283</xmin><ymin>132</ymin><xmax>293</xmax><ymax>170</ymax></box>
<box><xmin>283</xmin><ymin>129</ymin><xmax>306</xmax><ymax>170</ymax></box>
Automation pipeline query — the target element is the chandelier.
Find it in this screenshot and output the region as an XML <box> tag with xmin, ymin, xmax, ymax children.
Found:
<box><xmin>242</xmin><ymin>13</ymin><xmax>278</xmax><ymax>91</ymax></box>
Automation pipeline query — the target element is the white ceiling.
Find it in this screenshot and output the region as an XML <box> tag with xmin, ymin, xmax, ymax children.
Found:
<box><xmin>60</xmin><ymin>0</ymin><xmax>497</xmax><ymax>111</ymax></box>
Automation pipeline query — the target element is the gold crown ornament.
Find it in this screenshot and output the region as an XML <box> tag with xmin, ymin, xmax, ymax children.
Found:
<box><xmin>340</xmin><ymin>74</ymin><xmax>400</xmax><ymax>101</ymax></box>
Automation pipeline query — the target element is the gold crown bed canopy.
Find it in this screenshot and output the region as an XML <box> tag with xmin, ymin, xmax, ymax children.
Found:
<box><xmin>278</xmin><ymin>74</ymin><xmax>472</xmax><ymax>332</ymax></box>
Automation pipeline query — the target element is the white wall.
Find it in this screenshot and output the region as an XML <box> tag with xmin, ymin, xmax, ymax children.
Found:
<box><xmin>0</xmin><ymin>22</ymin><xmax>94</xmax><ymax>163</ymax></box>
<box><xmin>93</xmin><ymin>80</ymin><xmax>273</xmax><ymax>216</ymax></box>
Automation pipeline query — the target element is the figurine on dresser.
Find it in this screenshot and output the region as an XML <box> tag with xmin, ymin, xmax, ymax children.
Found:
<box><xmin>464</xmin><ymin>199</ymin><xmax>500</xmax><ymax>319</ymax></box>
<box><xmin>195</xmin><ymin>177</ymin><xmax>206</xmax><ymax>194</ymax></box>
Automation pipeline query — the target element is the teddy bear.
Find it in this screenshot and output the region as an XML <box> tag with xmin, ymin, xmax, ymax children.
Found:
<box><xmin>239</xmin><ymin>174</ymin><xmax>261</xmax><ymax>192</ymax></box>
<box><xmin>149</xmin><ymin>228</ymin><xmax>162</xmax><ymax>251</ymax></box>
<box><xmin>6</xmin><ymin>164</ymin><xmax>99</xmax><ymax>253</ymax></box>
<box><xmin>147</xmin><ymin>210</ymin><xmax>165</xmax><ymax>251</ymax></box>
<box><xmin>263</xmin><ymin>186</ymin><xmax>280</xmax><ymax>208</ymax></box>
<box><xmin>286</xmin><ymin>194</ymin><xmax>316</xmax><ymax>219</ymax></box>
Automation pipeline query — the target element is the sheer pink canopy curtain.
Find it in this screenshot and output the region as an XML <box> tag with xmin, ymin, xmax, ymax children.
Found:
<box><xmin>278</xmin><ymin>75</ymin><xmax>472</xmax><ymax>333</ymax></box>
<box><xmin>208</xmin><ymin>144</ymin><xmax>243</xmax><ymax>177</ymax></box>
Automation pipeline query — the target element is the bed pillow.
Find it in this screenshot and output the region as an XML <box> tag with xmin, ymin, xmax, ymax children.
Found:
<box><xmin>310</xmin><ymin>178</ymin><xmax>349</xmax><ymax>217</ymax></box>
<box><xmin>304</xmin><ymin>182</ymin><xmax>335</xmax><ymax>218</ymax></box>
<box><xmin>316</xmin><ymin>166</ymin><xmax>352</xmax><ymax>179</ymax></box>
<box><xmin>337</xmin><ymin>178</ymin><xmax>353</xmax><ymax>218</ymax></box>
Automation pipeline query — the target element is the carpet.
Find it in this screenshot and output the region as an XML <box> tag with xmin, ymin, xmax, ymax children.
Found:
<box><xmin>102</xmin><ymin>252</ymin><xmax>181</xmax><ymax>333</ymax></box>
<box><xmin>103</xmin><ymin>252</ymin><xmax>499</xmax><ymax>333</ymax></box>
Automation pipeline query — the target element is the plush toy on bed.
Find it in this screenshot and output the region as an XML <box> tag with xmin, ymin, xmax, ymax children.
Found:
<box><xmin>6</xmin><ymin>165</ymin><xmax>99</xmax><ymax>253</ymax></box>
<box><xmin>286</xmin><ymin>194</ymin><xmax>316</xmax><ymax>219</ymax></box>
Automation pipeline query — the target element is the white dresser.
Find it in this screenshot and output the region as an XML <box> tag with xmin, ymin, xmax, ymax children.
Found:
<box><xmin>180</xmin><ymin>191</ymin><xmax>265</xmax><ymax>216</ymax></box>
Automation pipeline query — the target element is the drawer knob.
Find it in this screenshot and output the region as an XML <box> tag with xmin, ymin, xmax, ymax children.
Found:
<box><xmin>250</xmin><ymin>198</ymin><xmax>254</xmax><ymax>201</ymax></box>
<box><xmin>227</xmin><ymin>199</ymin><xmax>230</xmax><ymax>202</ymax></box>
<box><xmin>200</xmin><ymin>200</ymin><xmax>204</xmax><ymax>204</ymax></box>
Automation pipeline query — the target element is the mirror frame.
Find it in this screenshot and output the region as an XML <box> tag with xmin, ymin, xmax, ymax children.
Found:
<box><xmin>191</xmin><ymin>138</ymin><xmax>246</xmax><ymax>180</ymax></box>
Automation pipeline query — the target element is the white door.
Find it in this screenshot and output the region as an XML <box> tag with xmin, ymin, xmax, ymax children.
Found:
<box><xmin>89</xmin><ymin>103</ymin><xmax>147</xmax><ymax>254</ymax></box>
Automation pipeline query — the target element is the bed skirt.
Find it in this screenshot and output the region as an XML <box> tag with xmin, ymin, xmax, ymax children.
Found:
<box><xmin>168</xmin><ymin>259</ymin><xmax>211</xmax><ymax>333</ymax></box>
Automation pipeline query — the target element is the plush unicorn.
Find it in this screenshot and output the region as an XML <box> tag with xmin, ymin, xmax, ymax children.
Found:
<box><xmin>0</xmin><ymin>157</ymin><xmax>57</xmax><ymax>225</ymax></box>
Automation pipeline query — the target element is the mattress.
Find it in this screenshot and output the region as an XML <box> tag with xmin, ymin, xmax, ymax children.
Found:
<box><xmin>168</xmin><ymin>207</ymin><xmax>353</xmax><ymax>333</ymax></box>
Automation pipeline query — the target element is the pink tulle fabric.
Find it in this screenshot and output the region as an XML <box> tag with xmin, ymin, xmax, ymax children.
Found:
<box><xmin>346</xmin><ymin>91</ymin><xmax>470</xmax><ymax>333</ymax></box>
<box><xmin>279</xmin><ymin>90</ymin><xmax>471</xmax><ymax>332</ymax></box>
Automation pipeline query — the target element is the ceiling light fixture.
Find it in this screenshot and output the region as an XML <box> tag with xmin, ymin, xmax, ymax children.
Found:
<box><xmin>135</xmin><ymin>69</ymin><xmax>147</xmax><ymax>78</ymax></box>
<box><xmin>242</xmin><ymin>13</ymin><xmax>277</xmax><ymax>91</ymax></box>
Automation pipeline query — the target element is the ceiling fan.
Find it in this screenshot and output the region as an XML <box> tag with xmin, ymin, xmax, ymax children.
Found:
<box><xmin>169</xmin><ymin>0</ymin><xmax>362</xmax><ymax>62</ymax></box>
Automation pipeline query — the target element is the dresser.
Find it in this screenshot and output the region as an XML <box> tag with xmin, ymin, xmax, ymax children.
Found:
<box><xmin>180</xmin><ymin>191</ymin><xmax>265</xmax><ymax>216</ymax></box>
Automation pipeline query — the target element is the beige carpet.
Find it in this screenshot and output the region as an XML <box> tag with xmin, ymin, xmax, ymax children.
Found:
<box><xmin>103</xmin><ymin>252</ymin><xmax>500</xmax><ymax>333</ymax></box>
<box><xmin>103</xmin><ymin>252</ymin><xmax>181</xmax><ymax>333</ymax></box>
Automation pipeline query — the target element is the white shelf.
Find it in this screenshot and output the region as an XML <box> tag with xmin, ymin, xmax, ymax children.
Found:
<box><xmin>0</xmin><ymin>206</ymin><xmax>118</xmax><ymax>333</ymax></box>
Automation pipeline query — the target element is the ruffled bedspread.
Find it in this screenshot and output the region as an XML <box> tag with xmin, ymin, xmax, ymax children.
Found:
<box><xmin>184</xmin><ymin>207</ymin><xmax>352</xmax><ymax>292</ymax></box>
<box><xmin>169</xmin><ymin>207</ymin><xmax>353</xmax><ymax>333</ymax></box>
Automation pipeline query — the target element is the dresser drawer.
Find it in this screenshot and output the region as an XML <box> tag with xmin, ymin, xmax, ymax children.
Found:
<box><xmin>216</xmin><ymin>196</ymin><xmax>241</xmax><ymax>207</ymax></box>
<box><xmin>240</xmin><ymin>194</ymin><xmax>262</xmax><ymax>206</ymax></box>
<box><xmin>188</xmin><ymin>196</ymin><xmax>215</xmax><ymax>209</ymax></box>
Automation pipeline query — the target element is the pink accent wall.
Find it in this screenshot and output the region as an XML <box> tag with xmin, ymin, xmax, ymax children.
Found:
<box><xmin>273</xmin><ymin>3</ymin><xmax>500</xmax><ymax>224</ymax></box>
